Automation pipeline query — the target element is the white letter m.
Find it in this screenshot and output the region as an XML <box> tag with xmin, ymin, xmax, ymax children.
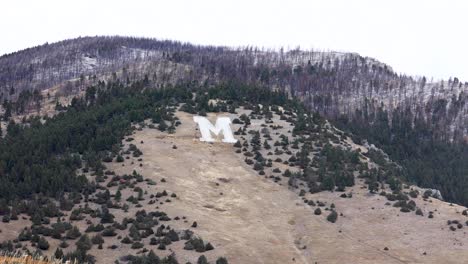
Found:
<box><xmin>193</xmin><ymin>116</ymin><xmax>237</xmax><ymax>143</ymax></box>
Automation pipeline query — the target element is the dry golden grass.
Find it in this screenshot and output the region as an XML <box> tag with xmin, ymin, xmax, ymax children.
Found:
<box><xmin>0</xmin><ymin>256</ymin><xmax>52</xmax><ymax>264</ymax></box>
<box><xmin>0</xmin><ymin>252</ymin><xmax>78</xmax><ymax>264</ymax></box>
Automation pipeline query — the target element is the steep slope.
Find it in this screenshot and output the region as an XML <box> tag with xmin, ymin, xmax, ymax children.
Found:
<box><xmin>4</xmin><ymin>36</ymin><xmax>464</xmax><ymax>208</ymax></box>
<box><xmin>2</xmin><ymin>106</ymin><xmax>468</xmax><ymax>263</ymax></box>
<box><xmin>0</xmin><ymin>82</ymin><xmax>467</xmax><ymax>264</ymax></box>
<box><xmin>91</xmin><ymin>110</ymin><xmax>468</xmax><ymax>263</ymax></box>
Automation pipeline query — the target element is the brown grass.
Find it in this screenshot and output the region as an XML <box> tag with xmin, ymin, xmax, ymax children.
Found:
<box><xmin>0</xmin><ymin>252</ymin><xmax>78</xmax><ymax>264</ymax></box>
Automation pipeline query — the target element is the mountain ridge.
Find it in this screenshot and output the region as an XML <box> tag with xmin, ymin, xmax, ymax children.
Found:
<box><xmin>1</xmin><ymin>36</ymin><xmax>465</xmax><ymax>142</ymax></box>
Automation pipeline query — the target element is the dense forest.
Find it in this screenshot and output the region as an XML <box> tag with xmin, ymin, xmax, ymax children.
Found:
<box><xmin>0</xmin><ymin>81</ymin><xmax>186</xmax><ymax>199</ymax></box>
<box><xmin>335</xmin><ymin>106</ymin><xmax>468</xmax><ymax>205</ymax></box>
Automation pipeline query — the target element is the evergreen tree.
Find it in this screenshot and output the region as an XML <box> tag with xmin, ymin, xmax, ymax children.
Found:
<box><xmin>197</xmin><ymin>255</ymin><xmax>208</xmax><ymax>264</ymax></box>
<box><xmin>54</xmin><ymin>248</ymin><xmax>64</xmax><ymax>259</ymax></box>
<box><xmin>327</xmin><ymin>210</ymin><xmax>338</xmax><ymax>223</ymax></box>
<box><xmin>38</xmin><ymin>236</ymin><xmax>49</xmax><ymax>250</ymax></box>
<box><xmin>76</xmin><ymin>234</ymin><xmax>92</xmax><ymax>252</ymax></box>
<box><xmin>115</xmin><ymin>190</ymin><xmax>122</xmax><ymax>201</ymax></box>
<box><xmin>216</xmin><ymin>257</ymin><xmax>229</xmax><ymax>264</ymax></box>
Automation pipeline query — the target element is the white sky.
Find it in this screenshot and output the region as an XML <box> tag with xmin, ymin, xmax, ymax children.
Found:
<box><xmin>1</xmin><ymin>0</ymin><xmax>467</xmax><ymax>81</ymax></box>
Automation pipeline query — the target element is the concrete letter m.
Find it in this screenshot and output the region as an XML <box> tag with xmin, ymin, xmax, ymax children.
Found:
<box><xmin>193</xmin><ymin>116</ymin><xmax>237</xmax><ymax>143</ymax></box>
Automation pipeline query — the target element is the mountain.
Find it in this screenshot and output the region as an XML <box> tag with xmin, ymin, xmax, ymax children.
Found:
<box><xmin>1</xmin><ymin>36</ymin><xmax>466</xmax><ymax>205</ymax></box>
<box><xmin>1</xmin><ymin>36</ymin><xmax>466</xmax><ymax>141</ymax></box>
<box><xmin>0</xmin><ymin>82</ymin><xmax>467</xmax><ymax>264</ymax></box>
<box><xmin>0</xmin><ymin>37</ymin><xmax>467</xmax><ymax>263</ymax></box>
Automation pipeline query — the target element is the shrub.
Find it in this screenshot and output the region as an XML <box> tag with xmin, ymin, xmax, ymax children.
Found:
<box><xmin>216</xmin><ymin>257</ymin><xmax>229</xmax><ymax>264</ymax></box>
<box><xmin>54</xmin><ymin>248</ymin><xmax>64</xmax><ymax>259</ymax></box>
<box><xmin>37</xmin><ymin>236</ymin><xmax>49</xmax><ymax>250</ymax></box>
<box><xmin>386</xmin><ymin>192</ymin><xmax>409</xmax><ymax>202</ymax></box>
<box><xmin>59</xmin><ymin>240</ymin><xmax>69</xmax><ymax>248</ymax></box>
<box><xmin>253</xmin><ymin>163</ymin><xmax>264</xmax><ymax>171</ymax></box>
<box><xmin>131</xmin><ymin>242</ymin><xmax>144</xmax><ymax>249</ymax></box>
<box><xmin>149</xmin><ymin>237</ymin><xmax>158</xmax><ymax>245</ymax></box>
<box><xmin>183</xmin><ymin>241</ymin><xmax>194</xmax><ymax>250</ymax></box>
<box><xmin>167</xmin><ymin>229</ymin><xmax>179</xmax><ymax>242</ymax></box>
<box><xmin>2</xmin><ymin>214</ymin><xmax>10</xmax><ymax>223</ymax></box>
<box><xmin>116</xmin><ymin>155</ymin><xmax>124</xmax><ymax>162</ymax></box>
<box><xmin>18</xmin><ymin>229</ymin><xmax>32</xmax><ymax>241</ymax></box>
<box><xmin>121</xmin><ymin>236</ymin><xmax>132</xmax><ymax>244</ymax></box>
<box><xmin>400</xmin><ymin>207</ymin><xmax>411</xmax><ymax>213</ymax></box>
<box><xmin>409</xmin><ymin>190</ymin><xmax>419</xmax><ymax>198</ymax></box>
<box><xmin>197</xmin><ymin>255</ymin><xmax>209</xmax><ymax>264</ymax></box>
<box><xmin>314</xmin><ymin>208</ymin><xmax>322</xmax><ymax>215</ymax></box>
<box><xmin>146</xmin><ymin>250</ymin><xmax>160</xmax><ymax>263</ymax></box>
<box><xmin>92</xmin><ymin>234</ymin><xmax>104</xmax><ymax>245</ymax></box>
<box><xmin>423</xmin><ymin>190</ymin><xmax>432</xmax><ymax>199</ymax></box>
<box><xmin>205</xmin><ymin>242</ymin><xmax>214</xmax><ymax>251</ymax></box>
<box><xmin>327</xmin><ymin>210</ymin><xmax>338</xmax><ymax>223</ymax></box>
<box><xmin>76</xmin><ymin>234</ymin><xmax>92</xmax><ymax>252</ymax></box>
<box><xmin>102</xmin><ymin>227</ymin><xmax>117</xmax><ymax>237</ymax></box>
<box><xmin>185</xmin><ymin>237</ymin><xmax>205</xmax><ymax>252</ymax></box>
<box><xmin>158</xmin><ymin>243</ymin><xmax>166</xmax><ymax>250</ymax></box>
<box><xmin>232</xmin><ymin>118</ymin><xmax>243</xmax><ymax>124</ymax></box>
<box><xmin>66</xmin><ymin>226</ymin><xmax>81</xmax><ymax>239</ymax></box>
<box><xmin>321</xmin><ymin>176</ymin><xmax>335</xmax><ymax>191</ymax></box>
<box><xmin>393</xmin><ymin>200</ymin><xmax>416</xmax><ymax>212</ymax></box>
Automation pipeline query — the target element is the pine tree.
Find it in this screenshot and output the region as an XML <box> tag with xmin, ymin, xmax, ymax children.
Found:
<box><xmin>116</xmin><ymin>155</ymin><xmax>124</xmax><ymax>163</ymax></box>
<box><xmin>54</xmin><ymin>248</ymin><xmax>64</xmax><ymax>259</ymax></box>
<box><xmin>321</xmin><ymin>176</ymin><xmax>335</xmax><ymax>191</ymax></box>
<box><xmin>100</xmin><ymin>206</ymin><xmax>114</xmax><ymax>224</ymax></box>
<box><xmin>76</xmin><ymin>234</ymin><xmax>92</xmax><ymax>252</ymax></box>
<box><xmin>147</xmin><ymin>250</ymin><xmax>161</xmax><ymax>263</ymax></box>
<box><xmin>327</xmin><ymin>210</ymin><xmax>338</xmax><ymax>223</ymax></box>
<box><xmin>216</xmin><ymin>257</ymin><xmax>229</xmax><ymax>264</ymax></box>
<box><xmin>158</xmin><ymin>120</ymin><xmax>168</xmax><ymax>131</ymax></box>
<box><xmin>91</xmin><ymin>234</ymin><xmax>104</xmax><ymax>245</ymax></box>
<box><xmin>66</xmin><ymin>226</ymin><xmax>81</xmax><ymax>239</ymax></box>
<box><xmin>38</xmin><ymin>236</ymin><xmax>50</xmax><ymax>250</ymax></box>
<box><xmin>115</xmin><ymin>190</ymin><xmax>122</xmax><ymax>201</ymax></box>
<box><xmin>197</xmin><ymin>255</ymin><xmax>209</xmax><ymax>264</ymax></box>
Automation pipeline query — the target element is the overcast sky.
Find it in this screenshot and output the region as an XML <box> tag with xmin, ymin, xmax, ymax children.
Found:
<box><xmin>1</xmin><ymin>0</ymin><xmax>467</xmax><ymax>81</ymax></box>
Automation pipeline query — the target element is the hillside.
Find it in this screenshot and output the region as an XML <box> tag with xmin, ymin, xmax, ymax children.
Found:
<box><xmin>107</xmin><ymin>110</ymin><xmax>468</xmax><ymax>264</ymax></box>
<box><xmin>0</xmin><ymin>36</ymin><xmax>466</xmax><ymax>207</ymax></box>
<box><xmin>0</xmin><ymin>82</ymin><xmax>467</xmax><ymax>263</ymax></box>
